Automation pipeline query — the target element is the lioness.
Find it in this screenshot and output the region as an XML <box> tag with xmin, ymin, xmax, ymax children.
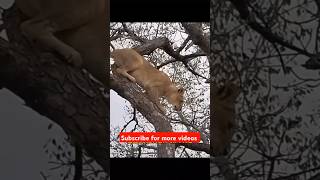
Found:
<box><xmin>16</xmin><ymin>0</ymin><xmax>108</xmax><ymax>85</ymax></box>
<box><xmin>111</xmin><ymin>48</ymin><xmax>184</xmax><ymax>113</ymax></box>
<box><xmin>211</xmin><ymin>82</ymin><xmax>240</xmax><ymax>155</ymax></box>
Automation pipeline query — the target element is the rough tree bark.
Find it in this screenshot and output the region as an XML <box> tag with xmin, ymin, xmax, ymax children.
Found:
<box><xmin>182</xmin><ymin>23</ymin><xmax>210</xmax><ymax>54</ymax></box>
<box><xmin>0</xmin><ymin>6</ymin><xmax>109</xmax><ymax>174</ymax></box>
<box><xmin>110</xmin><ymin>37</ymin><xmax>175</xmax><ymax>157</ymax></box>
<box><xmin>111</xmin><ymin>69</ymin><xmax>175</xmax><ymax>157</ymax></box>
<box><xmin>111</xmin><ymin>35</ymin><xmax>210</xmax><ymax>157</ymax></box>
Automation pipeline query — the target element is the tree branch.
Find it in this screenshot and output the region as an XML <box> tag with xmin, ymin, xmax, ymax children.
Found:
<box><xmin>110</xmin><ymin>74</ymin><xmax>175</xmax><ymax>157</ymax></box>
<box><xmin>229</xmin><ymin>0</ymin><xmax>314</xmax><ymax>57</ymax></box>
<box><xmin>176</xmin><ymin>143</ymin><xmax>210</xmax><ymax>154</ymax></box>
<box><xmin>182</xmin><ymin>23</ymin><xmax>210</xmax><ymax>54</ymax></box>
<box><xmin>1</xmin><ymin>7</ymin><xmax>109</xmax><ymax>175</ymax></box>
<box><xmin>133</xmin><ymin>36</ymin><xmax>208</xmax><ymax>80</ymax></box>
<box><xmin>111</xmin><ymin>24</ymin><xmax>210</xmax><ymax>157</ymax></box>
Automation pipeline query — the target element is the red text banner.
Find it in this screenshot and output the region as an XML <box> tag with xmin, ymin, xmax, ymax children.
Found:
<box><xmin>119</xmin><ymin>132</ymin><xmax>201</xmax><ymax>143</ymax></box>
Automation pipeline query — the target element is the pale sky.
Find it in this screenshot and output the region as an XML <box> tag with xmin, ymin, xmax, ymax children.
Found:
<box><xmin>110</xmin><ymin>90</ymin><xmax>130</xmax><ymax>128</ymax></box>
<box><xmin>0</xmin><ymin>89</ymin><xmax>68</xmax><ymax>179</ymax></box>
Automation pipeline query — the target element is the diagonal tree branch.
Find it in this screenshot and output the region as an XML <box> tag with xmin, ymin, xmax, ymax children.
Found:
<box><xmin>110</xmin><ymin>74</ymin><xmax>175</xmax><ymax>157</ymax></box>
<box><xmin>0</xmin><ymin>36</ymin><xmax>109</xmax><ymax>173</ymax></box>
<box><xmin>1</xmin><ymin>6</ymin><xmax>109</xmax><ymax>175</ymax></box>
<box><xmin>133</xmin><ymin>36</ymin><xmax>208</xmax><ymax>80</ymax></box>
<box><xmin>176</xmin><ymin>143</ymin><xmax>210</xmax><ymax>154</ymax></box>
<box><xmin>111</xmin><ymin>72</ymin><xmax>210</xmax><ymax>155</ymax></box>
<box><xmin>111</xmin><ymin>25</ymin><xmax>209</xmax><ymax>157</ymax></box>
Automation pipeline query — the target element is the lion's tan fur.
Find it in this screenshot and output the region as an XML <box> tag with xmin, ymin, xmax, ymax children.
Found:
<box><xmin>211</xmin><ymin>82</ymin><xmax>240</xmax><ymax>155</ymax></box>
<box><xmin>111</xmin><ymin>48</ymin><xmax>184</xmax><ymax>112</ymax></box>
<box><xmin>16</xmin><ymin>0</ymin><xmax>108</xmax><ymax>85</ymax></box>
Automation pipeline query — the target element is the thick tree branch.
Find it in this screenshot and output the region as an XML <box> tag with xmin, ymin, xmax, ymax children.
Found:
<box><xmin>122</xmin><ymin>23</ymin><xmax>148</xmax><ymax>43</ymax></box>
<box><xmin>111</xmin><ymin>25</ymin><xmax>209</xmax><ymax>157</ymax></box>
<box><xmin>133</xmin><ymin>37</ymin><xmax>208</xmax><ymax>79</ymax></box>
<box><xmin>0</xmin><ymin>37</ymin><xmax>109</xmax><ymax>174</ymax></box>
<box><xmin>110</xmin><ymin>74</ymin><xmax>175</xmax><ymax>157</ymax></box>
<box><xmin>1</xmin><ymin>7</ymin><xmax>109</xmax><ymax>175</ymax></box>
<box><xmin>176</xmin><ymin>143</ymin><xmax>210</xmax><ymax>154</ymax></box>
<box><xmin>0</xmin><ymin>36</ymin><xmax>109</xmax><ymax>173</ymax></box>
<box><xmin>182</xmin><ymin>23</ymin><xmax>210</xmax><ymax>54</ymax></box>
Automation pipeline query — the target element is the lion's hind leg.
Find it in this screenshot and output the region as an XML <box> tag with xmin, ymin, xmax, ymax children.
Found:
<box><xmin>20</xmin><ymin>16</ymin><xmax>82</xmax><ymax>66</ymax></box>
<box><xmin>114</xmin><ymin>57</ymin><xmax>143</xmax><ymax>83</ymax></box>
<box><xmin>115</xmin><ymin>67</ymin><xmax>136</xmax><ymax>82</ymax></box>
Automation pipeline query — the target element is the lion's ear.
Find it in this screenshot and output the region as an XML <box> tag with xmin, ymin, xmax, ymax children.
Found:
<box><xmin>178</xmin><ymin>87</ymin><xmax>185</xmax><ymax>94</ymax></box>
